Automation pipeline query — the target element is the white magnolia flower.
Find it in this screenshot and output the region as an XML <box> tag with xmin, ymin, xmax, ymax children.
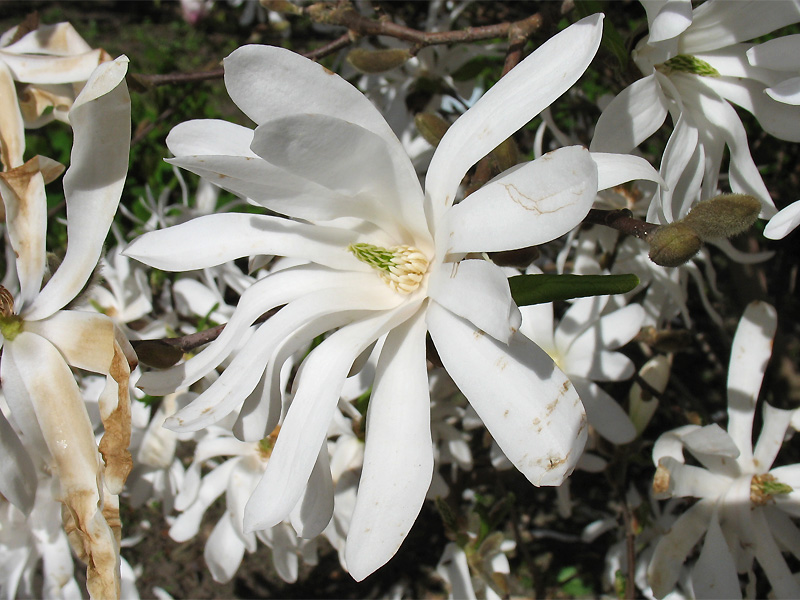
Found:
<box><xmin>647</xmin><ymin>301</ymin><xmax>800</xmax><ymax>599</ymax></box>
<box><xmin>0</xmin><ymin>56</ymin><xmax>132</xmax><ymax>598</ymax></box>
<box><xmin>591</xmin><ymin>0</ymin><xmax>800</xmax><ymax>224</ymax></box>
<box><xmin>126</xmin><ymin>14</ymin><xmax>663</xmax><ymax>579</ymax></box>
<box><xmin>0</xmin><ymin>21</ymin><xmax>111</xmax><ymax>170</ymax></box>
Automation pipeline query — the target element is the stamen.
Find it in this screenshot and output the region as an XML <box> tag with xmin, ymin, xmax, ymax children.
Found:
<box><xmin>348</xmin><ymin>242</ymin><xmax>429</xmax><ymax>293</ymax></box>
<box><xmin>751</xmin><ymin>473</ymin><xmax>793</xmax><ymax>506</ymax></box>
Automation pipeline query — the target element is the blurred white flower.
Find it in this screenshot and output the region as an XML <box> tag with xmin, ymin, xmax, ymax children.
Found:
<box><xmin>647</xmin><ymin>301</ymin><xmax>800</xmax><ymax>599</ymax></box>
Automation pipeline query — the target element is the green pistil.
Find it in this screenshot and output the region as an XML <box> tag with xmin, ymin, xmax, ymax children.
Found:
<box><xmin>660</xmin><ymin>54</ymin><xmax>720</xmax><ymax>77</ymax></box>
<box><xmin>348</xmin><ymin>242</ymin><xmax>397</xmax><ymax>274</ymax></box>
<box><xmin>0</xmin><ymin>314</ymin><xmax>23</xmax><ymax>341</ymax></box>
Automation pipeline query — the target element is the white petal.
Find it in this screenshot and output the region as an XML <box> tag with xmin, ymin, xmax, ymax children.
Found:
<box><xmin>169</xmin><ymin>459</ymin><xmax>237</xmax><ymax>542</ymax></box>
<box><xmin>647</xmin><ymin>500</ymin><xmax>711</xmax><ymax>598</ymax></box>
<box><xmin>570</xmin><ymin>378</ymin><xmax>636</xmax><ymax>444</ymax></box>
<box><xmin>0</xmin><ymin>408</ymin><xmax>37</xmax><ymax>514</ymax></box>
<box><xmin>681</xmin><ymin>1</ymin><xmax>800</xmax><ymax>54</ymax></box>
<box><xmin>751</xmin><ymin>508</ymin><xmax>800</xmax><ymax>598</ymax></box>
<box><xmin>644</xmin><ymin>0</ymin><xmax>693</xmax><ymax>43</ymax></box>
<box><xmin>442</xmin><ymin>147</ymin><xmax>598</xmax><ymax>254</ymax></box>
<box><xmin>124</xmin><ymin>213</ymin><xmax>363</xmax><ymax>272</ymax></box>
<box><xmin>590</xmin><ymin>75</ymin><xmax>669</xmax><ymax>153</ymax></box>
<box><xmin>727</xmin><ymin>301</ymin><xmax>776</xmax><ymax>466</ymax></box>
<box><xmin>592</xmin><ymin>152</ymin><xmax>664</xmax><ymax>191</ymax></box>
<box><xmin>752</xmin><ymin>403</ymin><xmax>794</xmax><ymax>472</ymax></box>
<box><xmin>290</xmin><ymin>443</ymin><xmax>334</xmax><ymax>539</ymax></box>
<box><xmin>223</xmin><ymin>45</ymin><xmax>398</xmax><ymax>144</ymax></box>
<box><xmin>0</xmin><ymin>60</ymin><xmax>25</xmax><ymax>168</ymax></box>
<box><xmin>346</xmin><ymin>308</ymin><xmax>432</xmax><ymax>581</ymax></box>
<box><xmin>24</xmin><ymin>310</ymin><xmax>115</xmax><ymax>373</ymax></box>
<box><xmin>426</xmin><ymin>14</ymin><xmax>603</xmax><ymax>224</ymax></box>
<box><xmin>244</xmin><ymin>305</ymin><xmax>419</xmax><ymax>531</ymax></box>
<box><xmin>427</xmin><ymin>302</ymin><xmax>587</xmax><ymax>486</ymax></box>
<box><xmin>764</xmin><ymin>200</ymin><xmax>800</xmax><ymax>240</ymax></box>
<box><xmin>767</xmin><ymin>77</ymin><xmax>800</xmax><ymax>105</ymax></box>
<box><xmin>166</xmin><ymin>118</ymin><xmax>258</xmax><ymax>157</ymax></box>
<box><xmin>204</xmin><ymin>512</ymin><xmax>245</xmax><ymax>583</ymax></box>
<box><xmin>691</xmin><ymin>510</ymin><xmax>742</xmax><ymax>599</ymax></box>
<box><xmin>0</xmin><ymin>159</ymin><xmax>47</xmax><ymax>309</ymax></box>
<box><xmin>26</xmin><ymin>56</ymin><xmax>130</xmax><ymax>321</ymax></box>
<box><xmin>747</xmin><ymin>34</ymin><xmax>800</xmax><ymax>71</ymax></box>
<box><xmin>249</xmin><ymin>114</ymin><xmax>429</xmax><ymax>246</ymax></box>
<box><xmin>427</xmin><ymin>259</ymin><xmax>520</xmax><ymax>344</ymax></box>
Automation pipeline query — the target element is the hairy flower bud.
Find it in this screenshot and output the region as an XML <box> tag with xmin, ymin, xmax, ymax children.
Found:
<box><xmin>346</xmin><ymin>48</ymin><xmax>411</xmax><ymax>74</ymax></box>
<box><xmin>683</xmin><ymin>194</ymin><xmax>761</xmax><ymax>240</ymax></box>
<box><xmin>647</xmin><ymin>222</ymin><xmax>702</xmax><ymax>267</ymax></box>
<box><xmin>415</xmin><ymin>112</ymin><xmax>450</xmax><ymax>147</ymax></box>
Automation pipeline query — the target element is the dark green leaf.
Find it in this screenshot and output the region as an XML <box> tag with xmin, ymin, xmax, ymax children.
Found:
<box><xmin>509</xmin><ymin>273</ymin><xmax>640</xmax><ymax>306</ymax></box>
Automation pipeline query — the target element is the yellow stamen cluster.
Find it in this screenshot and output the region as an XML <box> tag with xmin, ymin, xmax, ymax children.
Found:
<box><xmin>0</xmin><ymin>285</ymin><xmax>22</xmax><ymax>341</ymax></box>
<box><xmin>750</xmin><ymin>473</ymin><xmax>793</xmax><ymax>506</ymax></box>
<box><xmin>348</xmin><ymin>242</ymin><xmax>429</xmax><ymax>294</ymax></box>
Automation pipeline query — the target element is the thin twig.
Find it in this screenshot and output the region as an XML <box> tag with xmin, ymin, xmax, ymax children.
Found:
<box><xmin>585</xmin><ymin>208</ymin><xmax>660</xmax><ymax>240</ymax></box>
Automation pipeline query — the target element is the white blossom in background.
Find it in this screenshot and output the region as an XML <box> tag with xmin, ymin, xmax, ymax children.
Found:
<box><xmin>167</xmin><ymin>422</ymin><xmax>319</xmax><ymax>584</ymax></box>
<box><xmin>0</xmin><ymin>56</ymin><xmax>132</xmax><ymax>599</ymax></box>
<box><xmin>124</xmin><ymin>14</ymin><xmax>668</xmax><ymax>579</ymax></box>
<box><xmin>0</xmin><ymin>21</ymin><xmax>111</xmax><ymax>171</ymax></box>
<box><xmin>591</xmin><ymin>0</ymin><xmax>800</xmax><ymax>226</ymax></box>
<box><xmin>647</xmin><ymin>301</ymin><xmax>800</xmax><ymax>599</ymax></box>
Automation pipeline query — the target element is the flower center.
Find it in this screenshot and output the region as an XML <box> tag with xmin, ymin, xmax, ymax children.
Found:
<box><xmin>657</xmin><ymin>54</ymin><xmax>720</xmax><ymax>77</ymax></box>
<box><xmin>0</xmin><ymin>285</ymin><xmax>22</xmax><ymax>341</ymax></box>
<box><xmin>750</xmin><ymin>473</ymin><xmax>793</xmax><ymax>506</ymax></box>
<box><xmin>348</xmin><ymin>242</ymin><xmax>429</xmax><ymax>294</ymax></box>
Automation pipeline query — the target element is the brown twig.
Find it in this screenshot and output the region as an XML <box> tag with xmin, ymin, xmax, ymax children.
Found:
<box><xmin>131</xmin><ymin>68</ymin><xmax>224</xmax><ymax>88</ymax></box>
<box><xmin>501</xmin><ymin>14</ymin><xmax>543</xmax><ymax>76</ymax></box>
<box><xmin>585</xmin><ymin>208</ymin><xmax>660</xmax><ymax>240</ymax></box>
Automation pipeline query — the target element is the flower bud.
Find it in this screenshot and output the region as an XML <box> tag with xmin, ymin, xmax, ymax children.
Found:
<box><xmin>682</xmin><ymin>193</ymin><xmax>761</xmax><ymax>240</ymax></box>
<box><xmin>346</xmin><ymin>48</ymin><xmax>411</xmax><ymax>74</ymax></box>
<box><xmin>647</xmin><ymin>222</ymin><xmax>702</xmax><ymax>267</ymax></box>
<box><xmin>414</xmin><ymin>112</ymin><xmax>450</xmax><ymax>147</ymax></box>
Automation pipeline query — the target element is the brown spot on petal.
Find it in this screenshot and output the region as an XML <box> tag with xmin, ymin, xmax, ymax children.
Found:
<box><xmin>653</xmin><ymin>464</ymin><xmax>671</xmax><ymax>495</ymax></box>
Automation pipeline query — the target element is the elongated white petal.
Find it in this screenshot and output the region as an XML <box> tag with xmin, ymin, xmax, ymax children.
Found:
<box><xmin>0</xmin><ymin>158</ymin><xmax>47</xmax><ymax>309</ymax></box>
<box><xmin>752</xmin><ymin>403</ymin><xmax>794</xmax><ymax>472</ymax></box>
<box><xmin>751</xmin><ymin>507</ymin><xmax>800</xmax><ymax>598</ymax></box>
<box><xmin>654</xmin><ymin>110</ymin><xmax>699</xmax><ymax>223</ymax></box>
<box><xmin>205</xmin><ymin>511</ymin><xmax>246</xmax><ymax>583</ymax></box>
<box><xmin>644</xmin><ymin>0</ymin><xmax>692</xmax><ymax>43</ymax></box>
<box><xmin>592</xmin><ymin>152</ymin><xmax>664</xmax><ymax>191</ymax></box>
<box><xmin>244</xmin><ymin>306</ymin><xmax>418</xmax><ymax>532</ymax></box>
<box><xmin>250</xmin><ymin>114</ymin><xmax>429</xmax><ymax>247</ymax></box>
<box><xmin>590</xmin><ymin>75</ymin><xmax>669</xmax><ymax>153</ymax></box>
<box><xmin>764</xmin><ymin>200</ymin><xmax>800</xmax><ymax>240</ymax></box>
<box><xmin>647</xmin><ymin>500</ymin><xmax>711</xmax><ymax>598</ymax></box>
<box><xmin>223</xmin><ymin>45</ymin><xmax>398</xmax><ymax>144</ymax></box>
<box><xmin>727</xmin><ymin>301</ymin><xmax>776</xmax><ymax>467</ymax></box>
<box><xmin>0</xmin><ymin>408</ymin><xmax>37</xmax><ymax>514</ymax></box>
<box><xmin>346</xmin><ymin>308</ymin><xmax>432</xmax><ymax>581</ymax></box>
<box><xmin>139</xmin><ymin>266</ymin><xmax>368</xmax><ymax>396</ymax></box>
<box><xmin>691</xmin><ymin>510</ymin><xmax>742</xmax><ymax>599</ymax></box>
<box><xmin>169</xmin><ymin>459</ymin><xmax>238</xmax><ymax>542</ymax></box>
<box><xmin>27</xmin><ymin>56</ymin><xmax>131</xmax><ymax>321</ymax></box>
<box><xmin>766</xmin><ymin>76</ymin><xmax>800</xmax><ymax>105</ymax></box>
<box><xmin>124</xmin><ymin>213</ymin><xmax>364</xmax><ymax>272</ymax></box>
<box><xmin>166</xmin><ymin>118</ymin><xmax>258</xmax><ymax>157</ymax></box>
<box><xmin>427</xmin><ymin>259</ymin><xmax>520</xmax><ymax>344</ymax></box>
<box><xmin>443</xmin><ymin>146</ymin><xmax>597</xmax><ymax>254</ymax></box>
<box><xmin>570</xmin><ymin>378</ymin><xmax>636</xmax><ymax>445</ymax></box>
<box><xmin>291</xmin><ymin>443</ymin><xmax>334</xmax><ymax>539</ymax></box>
<box><xmin>0</xmin><ymin>60</ymin><xmax>24</xmax><ymax>169</ymax></box>
<box><xmin>427</xmin><ymin>302</ymin><xmax>587</xmax><ymax>486</ymax></box>
<box><xmin>426</xmin><ymin>14</ymin><xmax>603</xmax><ymax>224</ymax></box>
<box><xmin>681</xmin><ymin>1</ymin><xmax>800</xmax><ymax>54</ymax></box>
<box><xmin>167</xmin><ymin>281</ymin><xmax>400</xmax><ymax>432</ymax></box>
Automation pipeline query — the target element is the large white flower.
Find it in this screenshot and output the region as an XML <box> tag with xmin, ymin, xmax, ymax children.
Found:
<box><xmin>126</xmin><ymin>14</ymin><xmax>661</xmax><ymax>579</ymax></box>
<box><xmin>591</xmin><ymin>0</ymin><xmax>800</xmax><ymax>225</ymax></box>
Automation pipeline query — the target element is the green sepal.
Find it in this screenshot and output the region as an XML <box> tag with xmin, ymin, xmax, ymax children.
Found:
<box><xmin>508</xmin><ymin>273</ymin><xmax>640</xmax><ymax>306</ymax></box>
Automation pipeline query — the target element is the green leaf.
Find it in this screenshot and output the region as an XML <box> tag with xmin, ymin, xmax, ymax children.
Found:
<box><xmin>508</xmin><ymin>273</ymin><xmax>639</xmax><ymax>306</ymax></box>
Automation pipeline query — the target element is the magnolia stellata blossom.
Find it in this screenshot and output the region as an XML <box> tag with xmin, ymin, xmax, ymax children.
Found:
<box><xmin>591</xmin><ymin>0</ymin><xmax>800</xmax><ymax>225</ymax></box>
<box><xmin>648</xmin><ymin>301</ymin><xmax>800</xmax><ymax>599</ymax></box>
<box><xmin>0</xmin><ymin>21</ymin><xmax>111</xmax><ymax>171</ymax></box>
<box><xmin>126</xmin><ymin>14</ymin><xmax>663</xmax><ymax>579</ymax></box>
<box><xmin>0</xmin><ymin>56</ymin><xmax>132</xmax><ymax>599</ymax></box>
